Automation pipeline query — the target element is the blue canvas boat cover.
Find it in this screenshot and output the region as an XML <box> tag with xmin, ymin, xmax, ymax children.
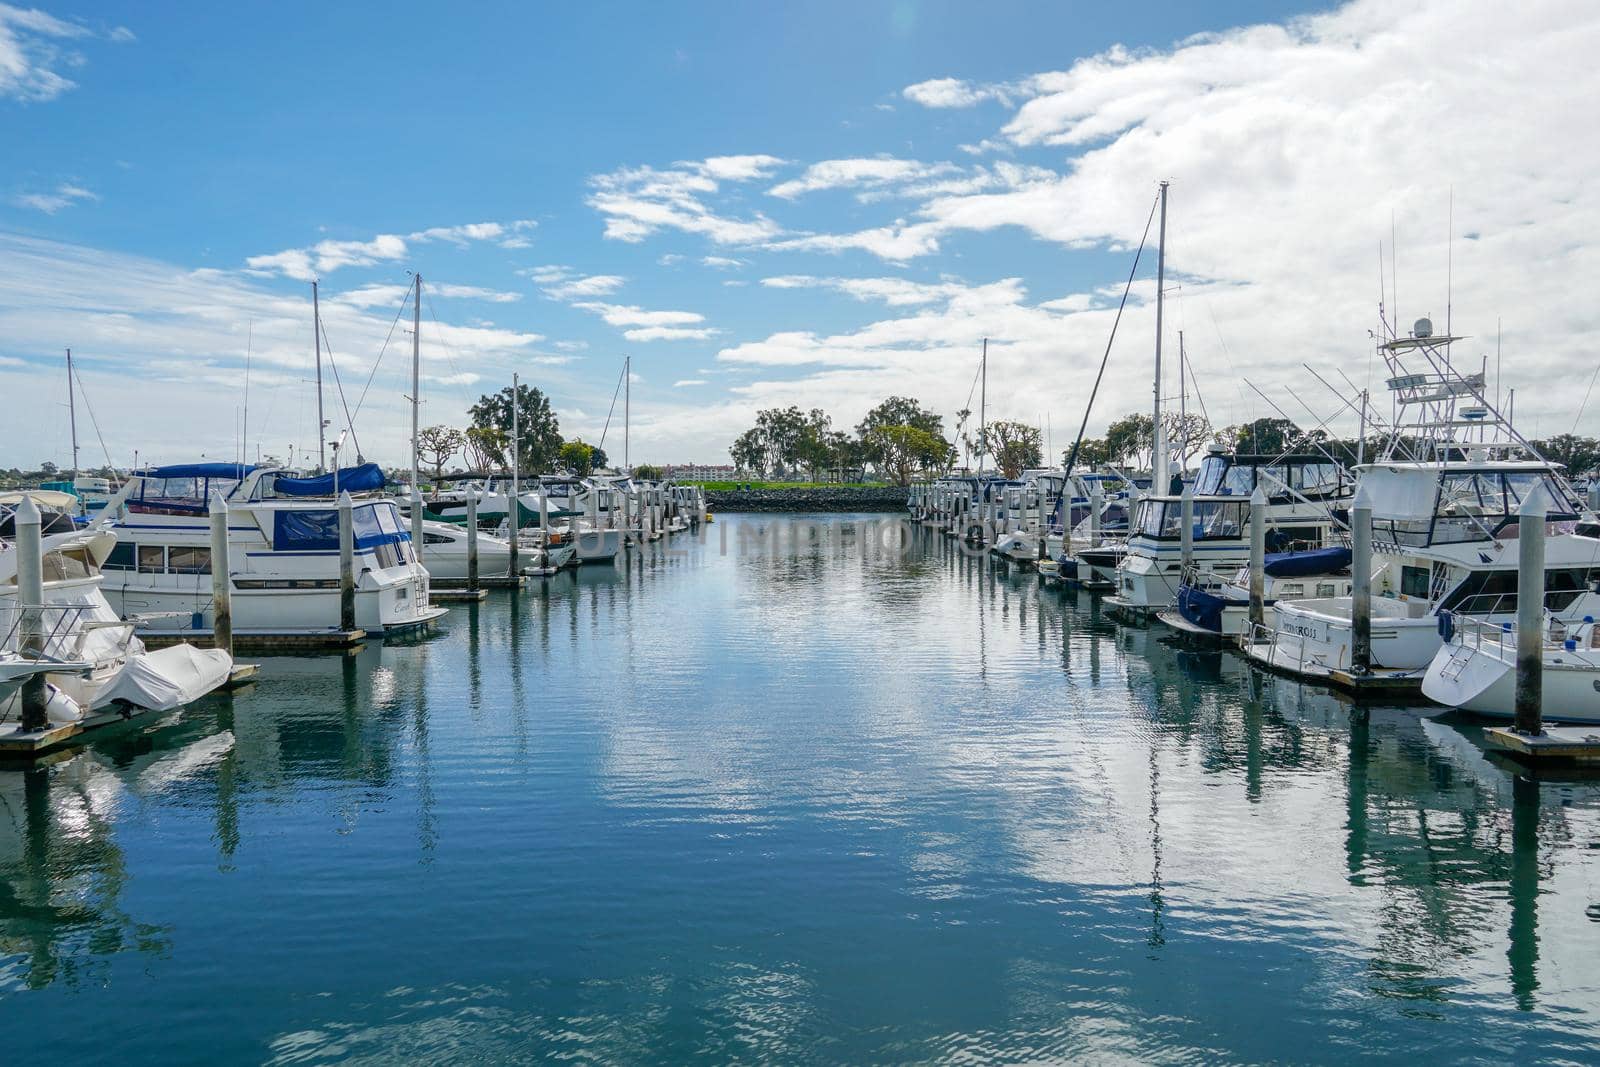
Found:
<box><xmin>275</xmin><ymin>463</ymin><xmax>386</xmax><ymax>497</ymax></box>
<box><xmin>1262</xmin><ymin>546</ymin><xmax>1351</xmax><ymax>578</ymax></box>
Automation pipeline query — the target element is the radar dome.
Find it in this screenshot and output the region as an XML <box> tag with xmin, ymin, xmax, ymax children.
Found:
<box><xmin>1414</xmin><ymin>317</ymin><xmax>1433</xmax><ymax>338</ymax></box>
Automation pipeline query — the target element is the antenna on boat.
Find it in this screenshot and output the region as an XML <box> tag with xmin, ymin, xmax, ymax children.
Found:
<box><xmin>313</xmin><ymin>280</ymin><xmax>326</xmax><ymax>474</ymax></box>
<box><xmin>66</xmin><ymin>347</ymin><xmax>79</xmax><ymax>480</ymax></box>
<box><xmin>625</xmin><ymin>354</ymin><xmax>630</xmax><ymax>470</ymax></box>
<box><xmin>243</xmin><ymin>319</ymin><xmax>253</xmax><ymax>471</ymax></box>
<box><xmin>411</xmin><ymin>272</ymin><xmax>422</xmax><ymax>496</ymax></box>
<box><xmin>1152</xmin><ymin>180</ymin><xmax>1170</xmax><ymax>492</ymax></box>
<box><xmin>979</xmin><ymin>337</ymin><xmax>987</xmax><ymax>473</ymax></box>
<box><xmin>1446</xmin><ymin>186</ymin><xmax>1454</xmax><ymax>339</ymax></box>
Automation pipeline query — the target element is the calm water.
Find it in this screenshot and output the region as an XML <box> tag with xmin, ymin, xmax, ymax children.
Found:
<box><xmin>3</xmin><ymin>513</ymin><xmax>1598</xmax><ymax>1063</ymax></box>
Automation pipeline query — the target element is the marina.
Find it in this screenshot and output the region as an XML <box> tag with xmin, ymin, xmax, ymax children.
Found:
<box><xmin>2</xmin><ymin>513</ymin><xmax>1598</xmax><ymax>1061</ymax></box>
<box><xmin>4</xmin><ymin>0</ymin><xmax>1600</xmax><ymax>1059</ymax></box>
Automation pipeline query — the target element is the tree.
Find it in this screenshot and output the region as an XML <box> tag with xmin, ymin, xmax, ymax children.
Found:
<box><xmin>416</xmin><ymin>425</ymin><xmax>464</xmax><ymax>483</ymax></box>
<box><xmin>858</xmin><ymin>396</ymin><xmax>945</xmax><ymax>476</ymax></box>
<box><xmin>980</xmin><ymin>421</ymin><xmax>1043</xmax><ymax>479</ymax></box>
<box><xmin>559</xmin><ymin>439</ymin><xmax>595</xmax><ymax>477</ymax></box>
<box><xmin>1533</xmin><ymin>434</ymin><xmax>1600</xmax><ymax>480</ymax></box>
<box><xmin>1065</xmin><ymin>437</ymin><xmax>1110</xmax><ymax>470</ymax></box>
<box><xmin>870</xmin><ymin>425</ymin><xmax>953</xmax><ymax>486</ymax></box>
<box><xmin>730</xmin><ymin>428</ymin><xmax>766</xmax><ymax>475</ymax></box>
<box><xmin>469</xmin><ymin>383</ymin><xmax>563</xmax><ymax>473</ymax></box>
<box><xmin>1103</xmin><ymin>413</ymin><xmax>1154</xmax><ymax>468</ymax></box>
<box><xmin>1230</xmin><ymin>417</ymin><xmax>1301</xmax><ymax>456</ymax></box>
<box><xmin>634</xmin><ymin>464</ymin><xmax>663</xmax><ymax>480</ymax></box>
<box><xmin>463</xmin><ymin>425</ymin><xmax>508</xmax><ymax>470</ymax></box>
<box><xmin>589</xmin><ymin>443</ymin><xmax>609</xmax><ymax>470</ymax></box>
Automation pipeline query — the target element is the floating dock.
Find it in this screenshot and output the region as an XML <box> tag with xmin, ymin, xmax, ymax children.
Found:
<box><xmin>0</xmin><ymin>663</ymin><xmax>259</xmax><ymax>759</ymax></box>
<box><xmin>430</xmin><ymin>576</ymin><xmax>525</xmax><ymax>590</ymax></box>
<box><xmin>139</xmin><ymin>628</ymin><xmax>367</xmax><ymax>651</ymax></box>
<box><xmin>1484</xmin><ymin>725</ymin><xmax>1600</xmax><ymax>764</ymax></box>
<box><xmin>431</xmin><ymin>588</ymin><xmax>490</xmax><ymax>603</ymax></box>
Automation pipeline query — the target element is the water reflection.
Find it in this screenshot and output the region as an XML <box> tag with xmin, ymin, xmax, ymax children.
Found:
<box><xmin>0</xmin><ymin>514</ymin><xmax>1596</xmax><ymax>1061</ymax></box>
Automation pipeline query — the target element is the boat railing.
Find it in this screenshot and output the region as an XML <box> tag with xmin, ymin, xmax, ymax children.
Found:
<box><xmin>0</xmin><ymin>602</ymin><xmax>103</xmax><ymax>665</ymax></box>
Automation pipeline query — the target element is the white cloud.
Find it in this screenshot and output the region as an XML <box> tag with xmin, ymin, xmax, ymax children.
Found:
<box><xmin>541</xmin><ymin>273</ymin><xmax>626</xmax><ymax>300</ymax></box>
<box><xmin>767</xmin><ymin>158</ymin><xmax>956</xmax><ymax>200</ymax></box>
<box><xmin>673</xmin><ymin>379</ymin><xmax>709</xmax><ymax>387</ymax></box>
<box><xmin>13</xmin><ymin>181</ymin><xmax>97</xmax><ymax>213</ymax></box>
<box><xmin>0</xmin><ymin>3</ymin><xmax>96</xmax><ymax>102</ymax></box>
<box><xmin>572</xmin><ymin>301</ymin><xmax>705</xmax><ymax>328</ymax></box>
<box><xmin>246</xmin><ymin>221</ymin><xmax>531</xmax><ymax>280</ymax></box>
<box><xmin>701</xmin><ymin>256</ymin><xmax>745</xmax><ymax>269</ymax></box>
<box><xmin>760</xmin><ymin>274</ymin><xmax>979</xmax><ymax>306</ymax></box>
<box><xmin>625</xmin><ymin>327</ymin><xmax>718</xmax><ymax>342</ymax></box>
<box><xmin>901</xmin><ymin>76</ymin><xmax>1012</xmax><ymax>109</ymax></box>
<box><xmin>587</xmin><ymin>155</ymin><xmax>787</xmax><ymax>245</ymax></box>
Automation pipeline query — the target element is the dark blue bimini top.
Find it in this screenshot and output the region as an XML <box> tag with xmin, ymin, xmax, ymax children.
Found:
<box><xmin>275</xmin><ymin>463</ymin><xmax>387</xmax><ymax>497</ymax></box>
<box><xmin>1262</xmin><ymin>546</ymin><xmax>1351</xmax><ymax>578</ymax></box>
<box><xmin>148</xmin><ymin>462</ymin><xmax>255</xmax><ymax>480</ymax></box>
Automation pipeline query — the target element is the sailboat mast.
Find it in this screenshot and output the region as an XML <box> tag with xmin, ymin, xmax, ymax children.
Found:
<box><xmin>412</xmin><ymin>273</ymin><xmax>422</xmax><ymax>493</ymax></box>
<box><xmin>1152</xmin><ymin>180</ymin><xmax>1169</xmax><ymax>492</ymax></box>
<box><xmin>66</xmin><ymin>348</ymin><xmax>80</xmax><ymax>479</ymax></box>
<box><xmin>980</xmin><ymin>337</ymin><xmax>987</xmax><ymax>472</ymax></box>
<box><xmin>313</xmin><ymin>280</ymin><xmax>326</xmax><ymax>473</ymax></box>
<box><xmin>1177</xmin><ymin>329</ymin><xmax>1186</xmax><ymax>475</ymax></box>
<box><xmin>511</xmin><ymin>371</ymin><xmax>520</xmax><ymax>528</ymax></box>
<box><xmin>624</xmin><ymin>354</ymin><xmax>630</xmax><ymax>470</ymax></box>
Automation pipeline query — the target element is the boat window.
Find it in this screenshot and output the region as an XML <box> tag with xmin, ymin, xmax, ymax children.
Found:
<box><xmin>1400</xmin><ymin>565</ymin><xmax>1430</xmax><ymax>598</ymax></box>
<box><xmin>1316</xmin><ymin>582</ymin><xmax>1338</xmax><ymax>597</ymax></box>
<box><xmin>1289</xmin><ymin>462</ymin><xmax>1344</xmax><ymax>496</ymax></box>
<box><xmin>1194</xmin><ymin>500</ymin><xmax>1247</xmax><ymax>539</ymax></box>
<box><xmin>42</xmin><ymin>551</ymin><xmax>91</xmax><ymax>581</ymax></box>
<box><xmin>423</xmin><ymin>532</ymin><xmax>454</xmax><ymax>545</ymax></box>
<box><xmin>1134</xmin><ymin>500</ymin><xmax>1166</xmax><ymax>537</ymax></box>
<box><xmin>168</xmin><ymin>546</ymin><xmax>212</xmax><ymax>574</ymax></box>
<box><xmin>137</xmin><ymin>545</ymin><xmax>166</xmax><ymax>573</ymax></box>
<box><xmin>104</xmin><ymin>542</ymin><xmax>136</xmax><ymax>570</ymax></box>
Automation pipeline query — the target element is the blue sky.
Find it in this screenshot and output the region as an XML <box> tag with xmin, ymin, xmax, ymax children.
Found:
<box><xmin>3</xmin><ymin>0</ymin><xmax>1595</xmax><ymax>469</ymax></box>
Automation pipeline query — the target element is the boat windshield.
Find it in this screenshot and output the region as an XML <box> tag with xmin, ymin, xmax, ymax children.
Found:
<box><xmin>1430</xmin><ymin>470</ymin><xmax>1580</xmax><ymax>543</ymax></box>
<box><xmin>1133</xmin><ymin>499</ymin><xmax>1249</xmax><ymax>540</ymax></box>
<box><xmin>1193</xmin><ymin>456</ymin><xmax>1346</xmax><ymax>499</ymax></box>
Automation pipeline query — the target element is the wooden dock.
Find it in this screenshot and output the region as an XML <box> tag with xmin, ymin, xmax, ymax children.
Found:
<box><xmin>139</xmin><ymin>628</ymin><xmax>367</xmax><ymax>651</ymax></box>
<box><xmin>430</xmin><ymin>576</ymin><xmax>525</xmax><ymax>590</ymax></box>
<box><xmin>431</xmin><ymin>588</ymin><xmax>489</xmax><ymax>603</ymax></box>
<box><xmin>1484</xmin><ymin>725</ymin><xmax>1600</xmax><ymax>764</ymax></box>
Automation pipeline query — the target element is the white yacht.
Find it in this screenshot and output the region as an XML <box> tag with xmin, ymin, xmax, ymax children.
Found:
<box><xmin>1423</xmin><ymin>614</ymin><xmax>1600</xmax><ymax>723</ymax></box>
<box><xmin>1244</xmin><ymin>320</ymin><xmax>1600</xmax><ymax>680</ymax></box>
<box><xmin>96</xmin><ymin>463</ymin><xmax>446</xmax><ymax>636</ymax></box>
<box><xmin>1</xmin><ymin>494</ymin><xmax>231</xmax><ymax>735</ymax></box>
<box><xmin>1107</xmin><ymin>450</ymin><xmax>1349</xmax><ymax>617</ymax></box>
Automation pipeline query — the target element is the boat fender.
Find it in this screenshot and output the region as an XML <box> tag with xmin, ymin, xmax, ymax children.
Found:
<box><xmin>1436</xmin><ymin>611</ymin><xmax>1455</xmax><ymax>643</ymax></box>
<box><xmin>44</xmin><ymin>683</ymin><xmax>85</xmax><ymax>725</ymax></box>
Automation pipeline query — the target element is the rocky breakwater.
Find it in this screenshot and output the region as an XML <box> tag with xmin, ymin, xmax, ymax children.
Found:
<box><xmin>703</xmin><ymin>486</ymin><xmax>910</xmax><ymax>512</ymax></box>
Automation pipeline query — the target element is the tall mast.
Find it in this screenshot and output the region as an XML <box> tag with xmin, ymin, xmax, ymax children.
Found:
<box><xmin>1152</xmin><ymin>180</ymin><xmax>1169</xmax><ymax>492</ymax></box>
<box><xmin>66</xmin><ymin>348</ymin><xmax>80</xmax><ymax>479</ymax></box>
<box><xmin>980</xmin><ymin>337</ymin><xmax>987</xmax><ymax>472</ymax></box>
<box><xmin>412</xmin><ymin>273</ymin><xmax>422</xmax><ymax>493</ymax></box>
<box><xmin>624</xmin><ymin>354</ymin><xmax>630</xmax><ymax>470</ymax></box>
<box><xmin>511</xmin><ymin>372</ymin><xmax>521</xmax><ymax>529</ymax></box>
<box><xmin>313</xmin><ymin>280</ymin><xmax>326</xmax><ymax>473</ymax></box>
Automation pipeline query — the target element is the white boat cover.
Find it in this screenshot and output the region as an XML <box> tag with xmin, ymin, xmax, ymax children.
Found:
<box><xmin>91</xmin><ymin>645</ymin><xmax>232</xmax><ymax>712</ymax></box>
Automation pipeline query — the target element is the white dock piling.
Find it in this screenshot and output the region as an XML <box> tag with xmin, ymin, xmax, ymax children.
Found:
<box><xmin>1515</xmin><ymin>487</ymin><xmax>1548</xmax><ymax>735</ymax></box>
<box><xmin>15</xmin><ymin>495</ymin><xmax>47</xmax><ymax>733</ymax></box>
<box><xmin>1350</xmin><ymin>484</ymin><xmax>1372</xmax><ymax>673</ymax></box>
<box><xmin>1180</xmin><ymin>478</ymin><xmax>1195</xmax><ymax>575</ymax></box>
<box><xmin>338</xmin><ymin>490</ymin><xmax>356</xmax><ymax>631</ymax></box>
<box><xmin>465</xmin><ymin>488</ymin><xmax>479</xmax><ymax>590</ymax></box>
<box><xmin>1248</xmin><ymin>483</ymin><xmax>1267</xmax><ymax>631</ymax></box>
<box><xmin>209</xmin><ymin>491</ymin><xmax>232</xmax><ymax>658</ymax></box>
<box><xmin>1089</xmin><ymin>478</ymin><xmax>1103</xmax><ymax>549</ymax></box>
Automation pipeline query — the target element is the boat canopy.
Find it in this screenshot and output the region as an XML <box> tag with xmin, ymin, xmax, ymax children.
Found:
<box><xmin>148</xmin><ymin>462</ymin><xmax>256</xmax><ymax>480</ymax></box>
<box><xmin>271</xmin><ymin>500</ymin><xmax>408</xmax><ymax>550</ymax></box>
<box><xmin>1263</xmin><ymin>546</ymin><xmax>1352</xmax><ymax>577</ymax></box>
<box><xmin>275</xmin><ymin>463</ymin><xmax>386</xmax><ymax>497</ymax></box>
